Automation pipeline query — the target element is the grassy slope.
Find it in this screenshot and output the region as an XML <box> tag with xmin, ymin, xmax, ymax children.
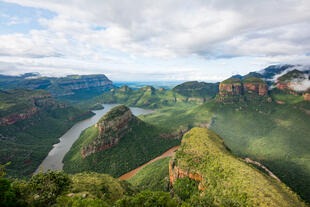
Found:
<box><xmin>174</xmin><ymin>128</ymin><xmax>306</xmax><ymax>207</ymax></box>
<box><xmin>0</xmin><ymin>90</ymin><xmax>92</xmax><ymax>177</ymax></box>
<box><xmin>63</xmin><ymin>116</ymin><xmax>180</xmax><ymax>177</ymax></box>
<box><xmin>128</xmin><ymin>157</ymin><xmax>171</xmax><ymax>192</ymax></box>
<box><xmin>140</xmin><ymin>91</ymin><xmax>310</xmax><ymax>203</ymax></box>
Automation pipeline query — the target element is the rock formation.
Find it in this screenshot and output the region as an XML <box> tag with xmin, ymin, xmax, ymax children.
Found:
<box><xmin>218</xmin><ymin>77</ymin><xmax>268</xmax><ymax>103</ymax></box>
<box><xmin>81</xmin><ymin>105</ymin><xmax>139</xmax><ymax>158</ymax></box>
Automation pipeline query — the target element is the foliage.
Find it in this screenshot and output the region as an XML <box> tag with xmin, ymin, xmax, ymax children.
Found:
<box><xmin>172</xmin><ymin>128</ymin><xmax>306</xmax><ymax>207</ymax></box>
<box><xmin>173</xmin><ymin>177</ymin><xmax>198</xmax><ymax>201</ymax></box>
<box><xmin>115</xmin><ymin>191</ymin><xmax>179</xmax><ymax>207</ymax></box>
<box><xmin>54</xmin><ymin>196</ymin><xmax>110</xmax><ymax>207</ymax></box>
<box><xmin>0</xmin><ymin>89</ymin><xmax>92</xmax><ymax>177</ymax></box>
<box><xmin>128</xmin><ymin>157</ymin><xmax>171</xmax><ymax>191</ymax></box>
<box><xmin>172</xmin><ymin>81</ymin><xmax>219</xmax><ymax>98</ymax></box>
<box><xmin>28</xmin><ymin>170</ymin><xmax>71</xmax><ymax>206</ymax></box>
<box><xmin>63</xmin><ymin>106</ymin><xmax>180</xmax><ymax>177</ymax></box>
<box><xmin>0</xmin><ymin>178</ymin><xmax>17</xmax><ymax>207</ymax></box>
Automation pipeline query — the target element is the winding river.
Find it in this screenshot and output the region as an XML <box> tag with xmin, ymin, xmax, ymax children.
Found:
<box><xmin>35</xmin><ymin>104</ymin><xmax>153</xmax><ymax>173</ymax></box>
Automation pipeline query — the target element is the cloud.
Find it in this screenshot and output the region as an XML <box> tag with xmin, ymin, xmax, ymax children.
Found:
<box><xmin>1</xmin><ymin>0</ymin><xmax>310</xmax><ymax>80</ymax></box>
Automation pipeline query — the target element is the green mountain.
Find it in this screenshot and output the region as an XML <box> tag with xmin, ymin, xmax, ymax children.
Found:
<box><xmin>0</xmin><ymin>89</ymin><xmax>92</xmax><ymax>177</ymax></box>
<box><xmin>90</xmin><ymin>81</ymin><xmax>218</xmax><ymax>109</ymax></box>
<box><xmin>141</xmin><ymin>86</ymin><xmax>310</xmax><ymax>203</ymax></box>
<box><xmin>63</xmin><ymin>105</ymin><xmax>180</xmax><ymax>177</ymax></box>
<box><xmin>0</xmin><ymin>73</ymin><xmax>115</xmax><ymax>102</ymax></box>
<box><xmin>169</xmin><ymin>128</ymin><xmax>306</xmax><ymax>206</ymax></box>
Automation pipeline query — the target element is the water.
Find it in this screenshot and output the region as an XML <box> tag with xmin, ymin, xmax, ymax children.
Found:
<box><xmin>34</xmin><ymin>104</ymin><xmax>153</xmax><ymax>173</ymax></box>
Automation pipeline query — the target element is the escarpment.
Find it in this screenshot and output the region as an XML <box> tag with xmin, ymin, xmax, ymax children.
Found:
<box><xmin>169</xmin><ymin>128</ymin><xmax>306</xmax><ymax>207</ymax></box>
<box><xmin>218</xmin><ymin>77</ymin><xmax>268</xmax><ymax>103</ymax></box>
<box><xmin>0</xmin><ymin>90</ymin><xmax>64</xmax><ymax>126</ymax></box>
<box><xmin>81</xmin><ymin>105</ymin><xmax>138</xmax><ymax>158</ymax></box>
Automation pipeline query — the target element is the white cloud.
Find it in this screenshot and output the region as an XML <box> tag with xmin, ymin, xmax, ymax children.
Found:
<box><xmin>1</xmin><ymin>0</ymin><xmax>310</xmax><ymax>80</ymax></box>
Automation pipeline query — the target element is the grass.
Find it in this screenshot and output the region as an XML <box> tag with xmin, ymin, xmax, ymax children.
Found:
<box><xmin>128</xmin><ymin>157</ymin><xmax>171</xmax><ymax>192</ymax></box>
<box><xmin>0</xmin><ymin>89</ymin><xmax>92</xmax><ymax>177</ymax></box>
<box><xmin>63</xmin><ymin>107</ymin><xmax>180</xmax><ymax>177</ymax></box>
<box><xmin>139</xmin><ymin>90</ymin><xmax>310</xmax><ymax>203</ymax></box>
<box><xmin>173</xmin><ymin>128</ymin><xmax>306</xmax><ymax>207</ymax></box>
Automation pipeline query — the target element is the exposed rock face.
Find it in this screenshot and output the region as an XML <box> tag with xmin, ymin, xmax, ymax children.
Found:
<box><xmin>0</xmin><ymin>92</ymin><xmax>60</xmax><ymax>126</ymax></box>
<box><xmin>81</xmin><ymin>105</ymin><xmax>138</xmax><ymax>158</ymax></box>
<box><xmin>219</xmin><ymin>82</ymin><xmax>243</xmax><ymax>96</ymax></box>
<box><xmin>218</xmin><ymin>77</ymin><xmax>268</xmax><ymax>103</ymax></box>
<box><xmin>303</xmin><ymin>92</ymin><xmax>310</xmax><ymax>101</ymax></box>
<box><xmin>58</xmin><ymin>75</ymin><xmax>113</xmax><ymax>90</ymax></box>
<box><xmin>169</xmin><ymin>159</ymin><xmax>204</xmax><ymax>190</ymax></box>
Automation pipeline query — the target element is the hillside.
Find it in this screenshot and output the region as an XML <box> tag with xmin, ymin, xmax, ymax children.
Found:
<box><xmin>169</xmin><ymin>127</ymin><xmax>306</xmax><ymax>206</ymax></box>
<box><xmin>0</xmin><ymin>73</ymin><xmax>115</xmax><ymax>101</ymax></box>
<box><xmin>0</xmin><ymin>89</ymin><xmax>92</xmax><ymax>177</ymax></box>
<box><xmin>172</xmin><ymin>81</ymin><xmax>219</xmax><ymax>99</ymax></box>
<box><xmin>90</xmin><ymin>82</ymin><xmax>220</xmax><ymax>109</ymax></box>
<box><xmin>141</xmin><ymin>88</ymin><xmax>310</xmax><ymax>202</ymax></box>
<box><xmin>63</xmin><ymin>105</ymin><xmax>180</xmax><ymax>177</ymax></box>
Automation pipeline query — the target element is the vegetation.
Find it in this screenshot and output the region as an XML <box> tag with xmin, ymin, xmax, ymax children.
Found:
<box><xmin>140</xmin><ymin>90</ymin><xmax>310</xmax><ymax>203</ymax></box>
<box><xmin>172</xmin><ymin>127</ymin><xmax>306</xmax><ymax>206</ymax></box>
<box><xmin>172</xmin><ymin>81</ymin><xmax>219</xmax><ymax>99</ymax></box>
<box><xmin>221</xmin><ymin>78</ymin><xmax>242</xmax><ymax>84</ymax></box>
<box><xmin>63</xmin><ymin>106</ymin><xmax>180</xmax><ymax>177</ymax></box>
<box><xmin>0</xmin><ymin>89</ymin><xmax>93</xmax><ymax>177</ymax></box>
<box><xmin>128</xmin><ymin>157</ymin><xmax>171</xmax><ymax>192</ymax></box>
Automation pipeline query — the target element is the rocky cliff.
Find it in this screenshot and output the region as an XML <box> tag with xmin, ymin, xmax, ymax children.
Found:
<box><xmin>0</xmin><ymin>90</ymin><xmax>60</xmax><ymax>126</ymax></box>
<box><xmin>57</xmin><ymin>74</ymin><xmax>112</xmax><ymax>90</ymax></box>
<box><xmin>169</xmin><ymin>128</ymin><xmax>306</xmax><ymax>206</ymax></box>
<box><xmin>0</xmin><ymin>73</ymin><xmax>114</xmax><ymax>99</ymax></box>
<box><xmin>81</xmin><ymin>105</ymin><xmax>140</xmax><ymax>158</ymax></box>
<box><xmin>218</xmin><ymin>77</ymin><xmax>268</xmax><ymax>103</ymax></box>
<box><xmin>275</xmin><ymin>70</ymin><xmax>310</xmax><ymax>97</ymax></box>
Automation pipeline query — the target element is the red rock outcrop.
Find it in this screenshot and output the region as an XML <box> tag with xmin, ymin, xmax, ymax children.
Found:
<box><xmin>219</xmin><ymin>82</ymin><xmax>243</xmax><ymax>96</ymax></box>
<box><xmin>218</xmin><ymin>78</ymin><xmax>268</xmax><ymax>103</ymax></box>
<box><xmin>303</xmin><ymin>92</ymin><xmax>310</xmax><ymax>101</ymax></box>
<box><xmin>169</xmin><ymin>159</ymin><xmax>204</xmax><ymax>191</ymax></box>
<box><xmin>0</xmin><ymin>107</ymin><xmax>39</xmax><ymax>126</ymax></box>
<box><xmin>243</xmin><ymin>83</ymin><xmax>268</xmax><ymax>96</ymax></box>
<box><xmin>81</xmin><ymin>105</ymin><xmax>137</xmax><ymax>158</ymax></box>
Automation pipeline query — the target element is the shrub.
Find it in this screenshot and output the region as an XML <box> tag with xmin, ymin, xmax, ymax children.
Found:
<box><xmin>173</xmin><ymin>177</ymin><xmax>198</xmax><ymax>201</ymax></box>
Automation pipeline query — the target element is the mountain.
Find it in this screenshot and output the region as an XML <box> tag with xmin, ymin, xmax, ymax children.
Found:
<box><xmin>142</xmin><ymin>86</ymin><xmax>310</xmax><ymax>202</ymax></box>
<box><xmin>169</xmin><ymin>128</ymin><xmax>306</xmax><ymax>206</ymax></box>
<box><xmin>172</xmin><ymin>81</ymin><xmax>219</xmax><ymax>99</ymax></box>
<box><xmin>63</xmin><ymin>105</ymin><xmax>180</xmax><ymax>177</ymax></box>
<box><xmin>217</xmin><ymin>77</ymin><xmax>269</xmax><ymax>103</ymax></box>
<box><xmin>0</xmin><ymin>73</ymin><xmax>115</xmax><ymax>101</ymax></box>
<box><xmin>90</xmin><ymin>81</ymin><xmax>219</xmax><ymax>109</ymax></box>
<box><xmin>0</xmin><ymin>89</ymin><xmax>92</xmax><ymax>177</ymax></box>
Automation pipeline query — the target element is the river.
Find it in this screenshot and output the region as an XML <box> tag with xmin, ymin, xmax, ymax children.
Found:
<box><xmin>34</xmin><ymin>104</ymin><xmax>154</xmax><ymax>173</ymax></box>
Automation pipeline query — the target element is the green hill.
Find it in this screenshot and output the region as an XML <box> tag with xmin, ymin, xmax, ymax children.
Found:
<box><xmin>63</xmin><ymin>105</ymin><xmax>180</xmax><ymax>177</ymax></box>
<box><xmin>0</xmin><ymin>89</ymin><xmax>92</xmax><ymax>177</ymax></box>
<box><xmin>89</xmin><ymin>82</ymin><xmax>219</xmax><ymax>109</ymax></box>
<box><xmin>128</xmin><ymin>157</ymin><xmax>171</xmax><ymax>192</ymax></box>
<box><xmin>170</xmin><ymin>127</ymin><xmax>306</xmax><ymax>206</ymax></box>
<box><xmin>141</xmin><ymin>90</ymin><xmax>310</xmax><ymax>203</ymax></box>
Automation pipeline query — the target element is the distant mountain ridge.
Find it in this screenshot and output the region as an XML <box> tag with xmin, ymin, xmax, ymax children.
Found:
<box><xmin>0</xmin><ymin>73</ymin><xmax>115</xmax><ymax>100</ymax></box>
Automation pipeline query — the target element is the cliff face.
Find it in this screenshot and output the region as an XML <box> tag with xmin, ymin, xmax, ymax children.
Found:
<box><xmin>275</xmin><ymin>70</ymin><xmax>309</xmax><ymax>96</ymax></box>
<box><xmin>81</xmin><ymin>105</ymin><xmax>138</xmax><ymax>158</ymax></box>
<box><xmin>0</xmin><ymin>73</ymin><xmax>114</xmax><ymax>99</ymax></box>
<box><xmin>218</xmin><ymin>77</ymin><xmax>268</xmax><ymax>103</ymax></box>
<box><xmin>0</xmin><ymin>91</ymin><xmax>60</xmax><ymax>126</ymax></box>
<box><xmin>169</xmin><ymin>159</ymin><xmax>204</xmax><ymax>190</ymax></box>
<box><xmin>303</xmin><ymin>91</ymin><xmax>310</xmax><ymax>101</ymax></box>
<box><xmin>58</xmin><ymin>75</ymin><xmax>112</xmax><ymax>90</ymax></box>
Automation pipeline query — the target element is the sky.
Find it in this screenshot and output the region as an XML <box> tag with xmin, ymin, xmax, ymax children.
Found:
<box><xmin>0</xmin><ymin>0</ymin><xmax>310</xmax><ymax>82</ymax></box>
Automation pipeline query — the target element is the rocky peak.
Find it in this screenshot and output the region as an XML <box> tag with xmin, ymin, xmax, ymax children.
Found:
<box><xmin>218</xmin><ymin>77</ymin><xmax>268</xmax><ymax>103</ymax></box>
<box><xmin>276</xmin><ymin>70</ymin><xmax>310</xmax><ymax>94</ymax></box>
<box><xmin>81</xmin><ymin>105</ymin><xmax>138</xmax><ymax>158</ymax></box>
